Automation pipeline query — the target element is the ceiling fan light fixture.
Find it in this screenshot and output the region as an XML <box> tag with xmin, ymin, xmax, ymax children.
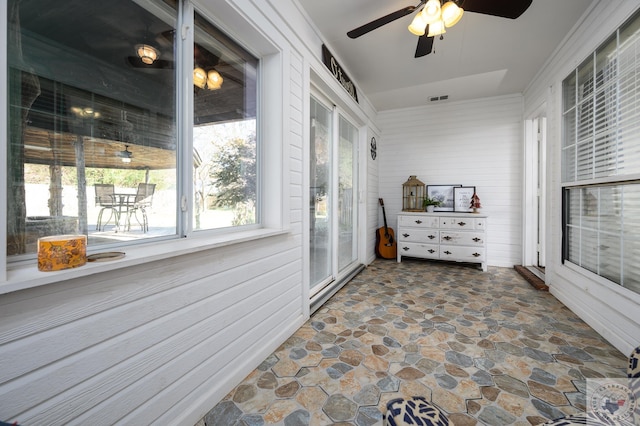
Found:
<box><xmin>441</xmin><ymin>1</ymin><xmax>464</xmax><ymax>27</ymax></box>
<box><xmin>408</xmin><ymin>13</ymin><xmax>428</xmax><ymax>36</ymax></box>
<box><xmin>193</xmin><ymin>67</ymin><xmax>207</xmax><ymax>89</ymax></box>
<box><xmin>427</xmin><ymin>19</ymin><xmax>446</xmax><ymax>37</ymax></box>
<box><xmin>421</xmin><ymin>0</ymin><xmax>442</xmax><ymax>24</ymax></box>
<box><xmin>136</xmin><ymin>44</ymin><xmax>159</xmax><ymax>65</ymax></box>
<box><xmin>71</xmin><ymin>106</ymin><xmax>101</xmax><ymax>119</ymax></box>
<box><xmin>207</xmin><ymin>70</ymin><xmax>223</xmax><ymax>90</ymax></box>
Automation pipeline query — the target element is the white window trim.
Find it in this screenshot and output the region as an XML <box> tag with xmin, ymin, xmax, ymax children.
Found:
<box><xmin>3</xmin><ymin>228</ymin><xmax>287</xmax><ymax>295</ymax></box>
<box><xmin>563</xmin><ymin>259</ymin><xmax>639</xmax><ymax>299</ymax></box>
<box><xmin>0</xmin><ymin>1</ymin><xmax>7</xmax><ymax>283</ymax></box>
<box><xmin>0</xmin><ymin>0</ymin><xmax>288</xmax><ymax>293</ymax></box>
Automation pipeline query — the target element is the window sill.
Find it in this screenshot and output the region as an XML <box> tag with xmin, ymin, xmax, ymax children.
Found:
<box><xmin>1</xmin><ymin>228</ymin><xmax>287</xmax><ymax>296</ymax></box>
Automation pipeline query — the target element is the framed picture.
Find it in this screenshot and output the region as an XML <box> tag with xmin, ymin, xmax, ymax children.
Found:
<box><xmin>454</xmin><ymin>186</ymin><xmax>476</xmax><ymax>212</ymax></box>
<box><xmin>426</xmin><ymin>185</ymin><xmax>461</xmax><ymax>212</ymax></box>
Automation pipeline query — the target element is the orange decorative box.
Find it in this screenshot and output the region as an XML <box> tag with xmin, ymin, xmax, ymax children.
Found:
<box><xmin>37</xmin><ymin>235</ymin><xmax>87</xmax><ymax>272</ymax></box>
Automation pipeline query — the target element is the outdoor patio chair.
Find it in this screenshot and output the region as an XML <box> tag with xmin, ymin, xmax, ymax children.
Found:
<box><xmin>124</xmin><ymin>183</ymin><xmax>156</xmax><ymax>232</ymax></box>
<box><xmin>95</xmin><ymin>184</ymin><xmax>119</xmax><ymax>231</ymax></box>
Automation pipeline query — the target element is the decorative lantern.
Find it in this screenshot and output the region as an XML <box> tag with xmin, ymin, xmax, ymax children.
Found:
<box><xmin>402</xmin><ymin>175</ymin><xmax>426</xmax><ymax>211</ymax></box>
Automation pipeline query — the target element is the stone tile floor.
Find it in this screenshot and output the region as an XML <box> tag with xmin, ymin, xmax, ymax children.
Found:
<box><xmin>199</xmin><ymin>259</ymin><xmax>628</xmax><ymax>425</ymax></box>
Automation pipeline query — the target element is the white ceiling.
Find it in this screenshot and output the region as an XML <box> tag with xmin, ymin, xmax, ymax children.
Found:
<box><xmin>295</xmin><ymin>0</ymin><xmax>595</xmax><ymax>111</ymax></box>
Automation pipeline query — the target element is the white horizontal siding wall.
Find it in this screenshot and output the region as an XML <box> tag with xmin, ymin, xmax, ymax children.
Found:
<box><xmin>524</xmin><ymin>0</ymin><xmax>640</xmax><ymax>355</ymax></box>
<box><xmin>0</xmin><ymin>237</ymin><xmax>304</xmax><ymax>425</ymax></box>
<box><xmin>377</xmin><ymin>95</ymin><xmax>524</xmax><ymax>268</ymax></box>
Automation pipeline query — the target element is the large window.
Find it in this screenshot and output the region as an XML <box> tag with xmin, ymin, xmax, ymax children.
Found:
<box><xmin>6</xmin><ymin>0</ymin><xmax>258</xmax><ymax>260</ymax></box>
<box><xmin>562</xmin><ymin>8</ymin><xmax>640</xmax><ymax>294</ymax></box>
<box><xmin>192</xmin><ymin>12</ymin><xmax>258</xmax><ymax>231</ymax></box>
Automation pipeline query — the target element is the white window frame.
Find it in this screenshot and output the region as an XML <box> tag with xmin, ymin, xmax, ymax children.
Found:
<box><xmin>561</xmin><ymin>7</ymin><xmax>640</xmax><ymax>294</ymax></box>
<box><xmin>0</xmin><ymin>0</ymin><xmax>287</xmax><ymax>294</ymax></box>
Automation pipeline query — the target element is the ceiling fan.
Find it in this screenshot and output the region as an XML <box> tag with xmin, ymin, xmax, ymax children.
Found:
<box><xmin>347</xmin><ymin>0</ymin><xmax>533</xmax><ymax>58</ymax></box>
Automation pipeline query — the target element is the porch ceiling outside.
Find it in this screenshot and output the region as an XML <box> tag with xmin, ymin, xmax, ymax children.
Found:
<box><xmin>23</xmin><ymin>126</ymin><xmax>176</xmax><ymax>170</ymax></box>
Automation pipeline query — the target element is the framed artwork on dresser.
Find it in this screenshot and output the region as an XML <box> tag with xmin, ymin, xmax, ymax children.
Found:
<box><xmin>454</xmin><ymin>186</ymin><xmax>476</xmax><ymax>212</ymax></box>
<box><xmin>426</xmin><ymin>184</ymin><xmax>461</xmax><ymax>211</ymax></box>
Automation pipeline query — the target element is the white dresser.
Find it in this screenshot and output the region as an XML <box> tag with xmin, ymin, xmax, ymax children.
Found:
<box><xmin>396</xmin><ymin>212</ymin><xmax>488</xmax><ymax>271</ymax></box>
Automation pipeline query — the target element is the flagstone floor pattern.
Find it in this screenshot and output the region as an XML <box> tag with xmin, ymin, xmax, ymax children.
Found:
<box><xmin>199</xmin><ymin>259</ymin><xmax>628</xmax><ymax>425</ymax></box>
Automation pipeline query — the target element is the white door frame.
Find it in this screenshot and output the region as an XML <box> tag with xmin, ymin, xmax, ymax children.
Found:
<box><xmin>523</xmin><ymin>113</ymin><xmax>546</xmax><ymax>268</ymax></box>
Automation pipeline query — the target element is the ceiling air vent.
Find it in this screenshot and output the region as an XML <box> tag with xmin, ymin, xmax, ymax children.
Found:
<box><xmin>429</xmin><ymin>95</ymin><xmax>449</xmax><ymax>102</ymax></box>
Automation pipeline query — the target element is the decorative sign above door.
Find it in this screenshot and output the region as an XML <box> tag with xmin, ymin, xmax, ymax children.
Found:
<box><xmin>321</xmin><ymin>44</ymin><xmax>359</xmax><ymax>103</ymax></box>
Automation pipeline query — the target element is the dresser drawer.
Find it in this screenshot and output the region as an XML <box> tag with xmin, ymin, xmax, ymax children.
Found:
<box><xmin>398</xmin><ymin>215</ymin><xmax>439</xmax><ymax>228</ymax></box>
<box><xmin>398</xmin><ymin>242</ymin><xmax>439</xmax><ymax>259</ymax></box>
<box><xmin>440</xmin><ymin>246</ymin><xmax>485</xmax><ymax>262</ymax></box>
<box><xmin>440</xmin><ymin>217</ymin><xmax>485</xmax><ymax>230</ymax></box>
<box><xmin>440</xmin><ymin>231</ymin><xmax>484</xmax><ymax>246</ymax></box>
<box><xmin>398</xmin><ymin>228</ymin><xmax>438</xmax><ymax>243</ymax></box>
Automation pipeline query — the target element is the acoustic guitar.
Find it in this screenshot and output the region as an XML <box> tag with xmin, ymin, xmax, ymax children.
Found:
<box><xmin>376</xmin><ymin>198</ymin><xmax>397</xmax><ymax>259</ymax></box>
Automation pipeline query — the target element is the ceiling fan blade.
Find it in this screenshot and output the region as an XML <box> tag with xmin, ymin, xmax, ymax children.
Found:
<box><xmin>415</xmin><ymin>34</ymin><xmax>434</xmax><ymax>58</ymax></box>
<box><xmin>347</xmin><ymin>5</ymin><xmax>419</xmax><ymax>39</ymax></box>
<box><xmin>461</xmin><ymin>0</ymin><xmax>533</xmax><ymax>19</ymax></box>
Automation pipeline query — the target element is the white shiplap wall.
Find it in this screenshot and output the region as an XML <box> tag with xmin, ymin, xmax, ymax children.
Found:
<box><xmin>377</xmin><ymin>95</ymin><xmax>524</xmax><ymax>268</ymax></box>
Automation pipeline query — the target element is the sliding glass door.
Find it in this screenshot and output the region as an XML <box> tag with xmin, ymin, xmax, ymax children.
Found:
<box><xmin>338</xmin><ymin>116</ymin><xmax>358</xmax><ymax>271</ymax></box>
<box><xmin>309</xmin><ymin>95</ymin><xmax>358</xmax><ymax>297</ymax></box>
<box><xmin>310</xmin><ymin>98</ymin><xmax>332</xmax><ymax>292</ymax></box>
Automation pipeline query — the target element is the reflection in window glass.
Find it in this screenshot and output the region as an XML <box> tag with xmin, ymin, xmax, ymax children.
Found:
<box><xmin>192</xmin><ymin>12</ymin><xmax>258</xmax><ymax>230</ymax></box>
<box><xmin>7</xmin><ymin>0</ymin><xmax>178</xmax><ymax>257</ymax></box>
<box><xmin>309</xmin><ymin>97</ymin><xmax>332</xmax><ymax>291</ymax></box>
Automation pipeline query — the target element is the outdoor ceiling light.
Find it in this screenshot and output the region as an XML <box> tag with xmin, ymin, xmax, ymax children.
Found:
<box><xmin>136</xmin><ymin>44</ymin><xmax>160</xmax><ymax>65</ymax></box>
<box><xmin>207</xmin><ymin>70</ymin><xmax>223</xmax><ymax>90</ymax></box>
<box><xmin>194</xmin><ymin>67</ymin><xmax>224</xmax><ymax>90</ymax></box>
<box><xmin>118</xmin><ymin>145</ymin><xmax>133</xmax><ymax>163</ymax></box>
<box><xmin>193</xmin><ymin>67</ymin><xmax>207</xmax><ymax>89</ymax></box>
<box><xmin>70</xmin><ymin>106</ymin><xmax>101</xmax><ymax>119</ymax></box>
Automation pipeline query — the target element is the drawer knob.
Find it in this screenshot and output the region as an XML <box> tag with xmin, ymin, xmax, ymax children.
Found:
<box><xmin>402</xmin><ymin>247</ymin><xmax>410</xmax><ymax>251</ymax></box>
<box><xmin>473</xmin><ymin>253</ymin><xmax>481</xmax><ymax>257</ymax></box>
<box><xmin>457</xmin><ymin>221</ymin><xmax>466</xmax><ymax>226</ymax></box>
<box><xmin>403</xmin><ymin>233</ymin><xmax>410</xmax><ymax>238</ymax></box>
<box><xmin>415</xmin><ymin>220</ymin><xmax>422</xmax><ymax>224</ymax></box>
<box><xmin>428</xmin><ymin>249</ymin><xmax>436</xmax><ymax>253</ymax></box>
<box><xmin>473</xmin><ymin>237</ymin><xmax>481</xmax><ymax>242</ymax></box>
<box><xmin>428</xmin><ymin>235</ymin><xmax>435</xmax><ymax>239</ymax></box>
<box><xmin>444</xmin><ymin>250</ymin><xmax>452</xmax><ymax>255</ymax></box>
<box><xmin>443</xmin><ymin>236</ymin><xmax>452</xmax><ymax>241</ymax></box>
